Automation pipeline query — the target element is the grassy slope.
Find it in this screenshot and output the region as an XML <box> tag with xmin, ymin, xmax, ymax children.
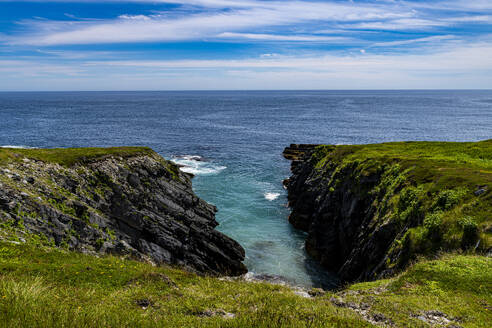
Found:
<box><xmin>311</xmin><ymin>140</ymin><xmax>492</xmax><ymax>268</ymax></box>
<box><xmin>0</xmin><ymin>242</ymin><xmax>490</xmax><ymax>328</ymax></box>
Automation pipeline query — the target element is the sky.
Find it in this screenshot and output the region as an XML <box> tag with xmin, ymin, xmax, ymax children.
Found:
<box><xmin>0</xmin><ymin>0</ymin><xmax>491</xmax><ymax>90</ymax></box>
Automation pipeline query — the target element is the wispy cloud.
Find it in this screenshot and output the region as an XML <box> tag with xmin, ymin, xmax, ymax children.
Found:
<box><xmin>443</xmin><ymin>15</ymin><xmax>492</xmax><ymax>23</ymax></box>
<box><xmin>6</xmin><ymin>1</ymin><xmax>415</xmax><ymax>45</ymax></box>
<box><xmin>5</xmin><ymin>0</ymin><xmax>491</xmax><ymax>46</ymax></box>
<box><xmin>370</xmin><ymin>35</ymin><xmax>457</xmax><ymax>47</ymax></box>
<box><xmin>1</xmin><ymin>0</ymin><xmax>491</xmax><ymax>90</ymax></box>
<box><xmin>340</xmin><ymin>19</ymin><xmax>448</xmax><ymax>31</ymax></box>
<box><xmin>217</xmin><ymin>32</ymin><xmax>349</xmax><ymax>42</ymax></box>
<box><xmin>1</xmin><ymin>41</ymin><xmax>491</xmax><ymax>90</ymax></box>
<box><xmin>81</xmin><ymin>42</ymin><xmax>492</xmax><ymax>71</ymax></box>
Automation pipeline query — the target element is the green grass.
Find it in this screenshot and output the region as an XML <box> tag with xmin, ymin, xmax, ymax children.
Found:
<box><xmin>0</xmin><ymin>242</ymin><xmax>489</xmax><ymax>327</ymax></box>
<box><xmin>0</xmin><ymin>242</ymin><xmax>368</xmax><ymax>328</ymax></box>
<box><xmin>0</xmin><ymin>147</ymin><xmax>154</xmax><ymax>167</ymax></box>
<box><xmin>314</xmin><ymin>140</ymin><xmax>492</xmax><ymax>170</ymax></box>
<box><xmin>344</xmin><ymin>254</ymin><xmax>492</xmax><ymax>327</ymax></box>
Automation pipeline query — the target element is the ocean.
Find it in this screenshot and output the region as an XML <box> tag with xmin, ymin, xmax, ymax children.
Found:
<box><xmin>1</xmin><ymin>90</ymin><xmax>491</xmax><ymax>287</ymax></box>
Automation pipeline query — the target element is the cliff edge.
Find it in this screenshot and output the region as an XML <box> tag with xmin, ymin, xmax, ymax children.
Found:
<box><xmin>0</xmin><ymin>147</ymin><xmax>246</xmax><ymax>276</ymax></box>
<box><xmin>283</xmin><ymin>141</ymin><xmax>492</xmax><ymax>282</ymax></box>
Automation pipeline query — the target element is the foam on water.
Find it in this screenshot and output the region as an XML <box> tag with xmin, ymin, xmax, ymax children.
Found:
<box><xmin>264</xmin><ymin>192</ymin><xmax>280</xmax><ymax>201</ymax></box>
<box><xmin>0</xmin><ymin>145</ymin><xmax>33</xmax><ymax>149</ymax></box>
<box><xmin>171</xmin><ymin>155</ymin><xmax>227</xmax><ymax>176</ymax></box>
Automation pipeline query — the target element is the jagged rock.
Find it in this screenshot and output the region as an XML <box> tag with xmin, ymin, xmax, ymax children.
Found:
<box><xmin>0</xmin><ymin>148</ymin><xmax>246</xmax><ymax>276</ymax></box>
<box><xmin>283</xmin><ymin>142</ymin><xmax>491</xmax><ymax>283</ymax></box>
<box><xmin>283</xmin><ymin>144</ymin><xmax>409</xmax><ymax>282</ymax></box>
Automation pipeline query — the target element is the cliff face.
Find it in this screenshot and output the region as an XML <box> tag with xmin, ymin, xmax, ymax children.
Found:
<box><xmin>0</xmin><ymin>147</ymin><xmax>246</xmax><ymax>276</ymax></box>
<box><xmin>284</xmin><ymin>142</ymin><xmax>492</xmax><ymax>283</ymax></box>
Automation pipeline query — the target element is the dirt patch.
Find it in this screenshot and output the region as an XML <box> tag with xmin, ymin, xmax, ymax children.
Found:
<box><xmin>411</xmin><ymin>310</ymin><xmax>462</xmax><ymax>327</ymax></box>
<box><xmin>330</xmin><ymin>296</ymin><xmax>393</xmax><ymax>327</ymax></box>
<box><xmin>195</xmin><ymin>309</ymin><xmax>235</xmax><ymax>319</ymax></box>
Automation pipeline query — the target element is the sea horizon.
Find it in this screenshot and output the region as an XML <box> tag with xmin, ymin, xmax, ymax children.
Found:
<box><xmin>1</xmin><ymin>89</ymin><xmax>491</xmax><ymax>93</ymax></box>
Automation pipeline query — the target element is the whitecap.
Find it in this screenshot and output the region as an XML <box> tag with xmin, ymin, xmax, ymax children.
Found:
<box><xmin>0</xmin><ymin>145</ymin><xmax>33</xmax><ymax>149</ymax></box>
<box><xmin>264</xmin><ymin>192</ymin><xmax>280</xmax><ymax>201</ymax></box>
<box><xmin>178</xmin><ymin>165</ymin><xmax>227</xmax><ymax>175</ymax></box>
<box><xmin>171</xmin><ymin>155</ymin><xmax>226</xmax><ymax>176</ymax></box>
<box><xmin>174</xmin><ymin>155</ymin><xmax>203</xmax><ymax>161</ymax></box>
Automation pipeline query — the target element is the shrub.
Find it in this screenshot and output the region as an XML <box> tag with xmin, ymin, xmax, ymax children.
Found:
<box><xmin>432</xmin><ymin>188</ymin><xmax>468</xmax><ymax>211</ymax></box>
<box><xmin>397</xmin><ymin>186</ymin><xmax>425</xmax><ymax>224</ymax></box>
<box><xmin>424</xmin><ymin>212</ymin><xmax>443</xmax><ymax>241</ymax></box>
<box><xmin>458</xmin><ymin>216</ymin><xmax>479</xmax><ymax>249</ymax></box>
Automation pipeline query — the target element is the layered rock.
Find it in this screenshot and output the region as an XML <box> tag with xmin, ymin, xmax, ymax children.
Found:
<box><xmin>0</xmin><ymin>147</ymin><xmax>246</xmax><ymax>276</ymax></box>
<box><xmin>283</xmin><ymin>142</ymin><xmax>492</xmax><ymax>283</ymax></box>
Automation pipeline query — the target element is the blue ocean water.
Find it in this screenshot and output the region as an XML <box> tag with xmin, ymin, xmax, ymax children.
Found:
<box><xmin>1</xmin><ymin>90</ymin><xmax>491</xmax><ymax>288</ymax></box>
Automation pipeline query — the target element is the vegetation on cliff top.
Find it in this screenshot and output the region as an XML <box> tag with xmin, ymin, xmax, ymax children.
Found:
<box><xmin>314</xmin><ymin>140</ymin><xmax>492</xmax><ymax>170</ymax></box>
<box><xmin>0</xmin><ymin>146</ymin><xmax>154</xmax><ymax>167</ymax></box>
<box><xmin>310</xmin><ymin>140</ymin><xmax>492</xmax><ymax>273</ymax></box>
<box><xmin>0</xmin><ymin>241</ymin><xmax>490</xmax><ymax>327</ymax></box>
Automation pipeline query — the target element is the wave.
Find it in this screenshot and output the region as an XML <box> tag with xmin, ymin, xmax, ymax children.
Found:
<box><xmin>0</xmin><ymin>145</ymin><xmax>33</xmax><ymax>149</ymax></box>
<box><xmin>171</xmin><ymin>155</ymin><xmax>226</xmax><ymax>176</ymax></box>
<box><xmin>173</xmin><ymin>155</ymin><xmax>204</xmax><ymax>161</ymax></box>
<box><xmin>264</xmin><ymin>192</ymin><xmax>280</xmax><ymax>201</ymax></box>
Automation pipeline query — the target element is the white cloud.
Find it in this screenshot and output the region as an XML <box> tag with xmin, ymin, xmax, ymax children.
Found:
<box><xmin>443</xmin><ymin>15</ymin><xmax>492</xmax><ymax>23</ymax></box>
<box><xmin>408</xmin><ymin>0</ymin><xmax>492</xmax><ymax>11</ymax></box>
<box><xmin>1</xmin><ymin>41</ymin><xmax>491</xmax><ymax>90</ymax></box>
<box><xmin>6</xmin><ymin>1</ymin><xmax>415</xmax><ymax>45</ymax></box>
<box><xmin>341</xmin><ymin>19</ymin><xmax>448</xmax><ymax>31</ymax></box>
<box><xmin>118</xmin><ymin>15</ymin><xmax>152</xmax><ymax>21</ymax></box>
<box><xmin>3</xmin><ymin>0</ymin><xmax>492</xmax><ymax>46</ymax></box>
<box><xmin>217</xmin><ymin>32</ymin><xmax>348</xmax><ymax>42</ymax></box>
<box><xmin>1</xmin><ymin>0</ymin><xmax>492</xmax><ymax>90</ymax></box>
<box><xmin>80</xmin><ymin>42</ymin><xmax>492</xmax><ymax>72</ymax></box>
<box><xmin>371</xmin><ymin>35</ymin><xmax>456</xmax><ymax>47</ymax></box>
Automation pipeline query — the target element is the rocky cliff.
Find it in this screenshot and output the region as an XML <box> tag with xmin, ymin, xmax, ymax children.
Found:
<box><xmin>0</xmin><ymin>147</ymin><xmax>246</xmax><ymax>276</ymax></box>
<box><xmin>283</xmin><ymin>141</ymin><xmax>492</xmax><ymax>283</ymax></box>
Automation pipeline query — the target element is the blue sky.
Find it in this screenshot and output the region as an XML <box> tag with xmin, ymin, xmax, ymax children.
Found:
<box><xmin>0</xmin><ymin>0</ymin><xmax>491</xmax><ymax>90</ymax></box>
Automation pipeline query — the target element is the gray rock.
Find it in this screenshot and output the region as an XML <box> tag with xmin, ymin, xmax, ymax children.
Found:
<box><xmin>0</xmin><ymin>151</ymin><xmax>246</xmax><ymax>276</ymax></box>
<box><xmin>475</xmin><ymin>188</ymin><xmax>487</xmax><ymax>196</ymax></box>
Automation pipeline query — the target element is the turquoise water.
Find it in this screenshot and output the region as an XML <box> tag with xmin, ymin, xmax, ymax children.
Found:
<box><xmin>1</xmin><ymin>90</ymin><xmax>491</xmax><ymax>287</ymax></box>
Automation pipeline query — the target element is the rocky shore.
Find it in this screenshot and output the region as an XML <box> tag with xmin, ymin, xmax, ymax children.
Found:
<box><xmin>0</xmin><ymin>147</ymin><xmax>246</xmax><ymax>276</ymax></box>
<box><xmin>283</xmin><ymin>141</ymin><xmax>492</xmax><ymax>282</ymax></box>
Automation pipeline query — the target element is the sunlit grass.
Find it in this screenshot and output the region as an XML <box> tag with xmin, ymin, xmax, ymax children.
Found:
<box><xmin>0</xmin><ymin>147</ymin><xmax>153</xmax><ymax>167</ymax></box>
<box><xmin>0</xmin><ymin>242</ymin><xmax>490</xmax><ymax>327</ymax></box>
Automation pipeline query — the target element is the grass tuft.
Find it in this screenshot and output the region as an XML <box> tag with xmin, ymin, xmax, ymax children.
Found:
<box><xmin>0</xmin><ymin>242</ymin><xmax>490</xmax><ymax>327</ymax></box>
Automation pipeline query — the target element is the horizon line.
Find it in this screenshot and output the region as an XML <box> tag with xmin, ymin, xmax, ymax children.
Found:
<box><xmin>1</xmin><ymin>88</ymin><xmax>491</xmax><ymax>93</ymax></box>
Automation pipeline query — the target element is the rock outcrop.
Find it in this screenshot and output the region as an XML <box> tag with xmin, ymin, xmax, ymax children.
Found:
<box><xmin>283</xmin><ymin>142</ymin><xmax>492</xmax><ymax>283</ymax></box>
<box><xmin>0</xmin><ymin>147</ymin><xmax>246</xmax><ymax>276</ymax></box>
